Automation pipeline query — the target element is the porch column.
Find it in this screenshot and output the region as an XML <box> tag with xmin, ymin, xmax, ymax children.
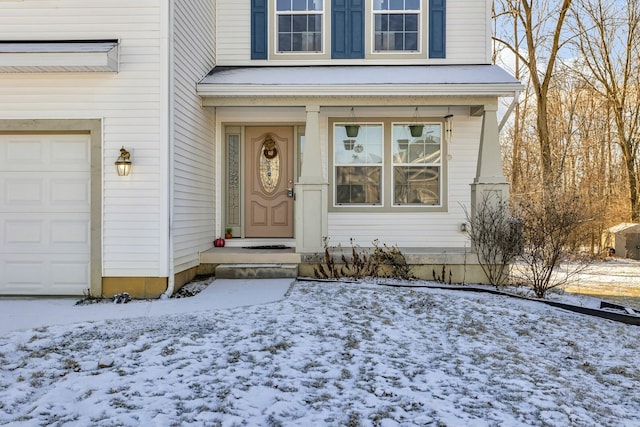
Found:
<box><xmin>295</xmin><ymin>105</ymin><xmax>328</xmax><ymax>253</ymax></box>
<box><xmin>470</xmin><ymin>105</ymin><xmax>510</xmax><ymax>219</ymax></box>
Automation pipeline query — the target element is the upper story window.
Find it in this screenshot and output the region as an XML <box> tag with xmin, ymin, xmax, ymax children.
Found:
<box><xmin>276</xmin><ymin>0</ymin><xmax>324</xmax><ymax>53</ymax></box>
<box><xmin>373</xmin><ymin>0</ymin><xmax>421</xmax><ymax>52</ymax></box>
<box><xmin>251</xmin><ymin>0</ymin><xmax>444</xmax><ymax>60</ymax></box>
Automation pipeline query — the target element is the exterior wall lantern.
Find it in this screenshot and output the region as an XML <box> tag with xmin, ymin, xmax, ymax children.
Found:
<box><xmin>115</xmin><ymin>146</ymin><xmax>132</xmax><ymax>176</ymax></box>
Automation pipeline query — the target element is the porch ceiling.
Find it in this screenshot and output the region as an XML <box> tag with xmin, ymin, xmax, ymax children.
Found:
<box><xmin>197</xmin><ymin>65</ymin><xmax>523</xmax><ymax>106</ymax></box>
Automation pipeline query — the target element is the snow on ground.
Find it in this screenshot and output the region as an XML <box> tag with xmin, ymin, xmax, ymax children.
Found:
<box><xmin>562</xmin><ymin>258</ymin><xmax>640</xmax><ymax>309</ymax></box>
<box><xmin>1</xmin><ymin>280</ymin><xmax>638</xmax><ymax>426</ymax></box>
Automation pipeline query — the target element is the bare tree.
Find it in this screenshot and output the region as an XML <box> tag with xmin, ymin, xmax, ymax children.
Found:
<box><xmin>494</xmin><ymin>0</ymin><xmax>575</xmax><ymax>201</ymax></box>
<box><xmin>571</xmin><ymin>0</ymin><xmax>640</xmax><ymax>221</ymax></box>
<box><xmin>494</xmin><ymin>0</ymin><xmax>627</xmax><ymax>249</ymax></box>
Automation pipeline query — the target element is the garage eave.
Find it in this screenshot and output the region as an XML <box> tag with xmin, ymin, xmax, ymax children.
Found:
<box><xmin>0</xmin><ymin>40</ymin><xmax>119</xmax><ymax>73</ymax></box>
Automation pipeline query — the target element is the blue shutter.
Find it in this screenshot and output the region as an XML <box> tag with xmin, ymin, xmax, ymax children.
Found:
<box><xmin>251</xmin><ymin>0</ymin><xmax>268</xmax><ymax>60</ymax></box>
<box><xmin>332</xmin><ymin>0</ymin><xmax>364</xmax><ymax>59</ymax></box>
<box><xmin>429</xmin><ymin>0</ymin><xmax>446</xmax><ymax>58</ymax></box>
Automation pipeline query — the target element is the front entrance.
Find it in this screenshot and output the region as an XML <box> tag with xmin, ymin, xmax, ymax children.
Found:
<box><xmin>244</xmin><ymin>126</ymin><xmax>294</xmax><ymax>238</ymax></box>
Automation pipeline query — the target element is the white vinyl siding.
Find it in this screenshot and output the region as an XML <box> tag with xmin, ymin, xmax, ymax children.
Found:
<box><xmin>0</xmin><ymin>2</ymin><xmax>166</xmax><ymax>277</ymax></box>
<box><xmin>447</xmin><ymin>0</ymin><xmax>490</xmax><ymax>63</ymax></box>
<box><xmin>216</xmin><ymin>0</ymin><xmax>252</xmax><ymax>64</ymax></box>
<box><xmin>215</xmin><ymin>0</ymin><xmax>490</xmax><ymax>65</ymax></box>
<box><xmin>172</xmin><ymin>0</ymin><xmax>216</xmax><ymax>273</ymax></box>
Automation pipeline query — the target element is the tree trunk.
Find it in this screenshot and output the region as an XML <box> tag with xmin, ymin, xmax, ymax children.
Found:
<box><xmin>623</xmin><ymin>143</ymin><xmax>640</xmax><ymax>222</ymax></box>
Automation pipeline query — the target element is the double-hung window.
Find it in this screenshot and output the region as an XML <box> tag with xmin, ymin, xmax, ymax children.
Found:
<box><xmin>373</xmin><ymin>0</ymin><xmax>421</xmax><ymax>52</ymax></box>
<box><xmin>392</xmin><ymin>123</ymin><xmax>441</xmax><ymax>205</ymax></box>
<box><xmin>332</xmin><ymin>119</ymin><xmax>444</xmax><ymax>209</ymax></box>
<box><xmin>334</xmin><ymin>124</ymin><xmax>383</xmax><ymax>205</ymax></box>
<box><xmin>253</xmin><ymin>0</ymin><xmax>444</xmax><ymax>59</ymax></box>
<box><xmin>276</xmin><ymin>0</ymin><xmax>324</xmax><ymax>53</ymax></box>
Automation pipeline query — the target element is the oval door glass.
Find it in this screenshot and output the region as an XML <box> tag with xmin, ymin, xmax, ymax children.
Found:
<box><xmin>259</xmin><ymin>138</ymin><xmax>280</xmax><ymax>193</ymax></box>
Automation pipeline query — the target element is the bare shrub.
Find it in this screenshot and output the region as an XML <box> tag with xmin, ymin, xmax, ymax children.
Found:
<box><xmin>314</xmin><ymin>238</ymin><xmax>376</xmax><ymax>280</ymax></box>
<box><xmin>314</xmin><ymin>238</ymin><xmax>413</xmax><ymax>281</ymax></box>
<box><xmin>512</xmin><ymin>192</ymin><xmax>595</xmax><ymax>298</ymax></box>
<box><xmin>372</xmin><ymin>240</ymin><xmax>415</xmax><ymax>281</ymax></box>
<box><xmin>465</xmin><ymin>195</ymin><xmax>522</xmax><ymax>288</ymax></box>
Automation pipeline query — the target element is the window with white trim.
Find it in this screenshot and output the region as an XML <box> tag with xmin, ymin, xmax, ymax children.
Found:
<box><xmin>332</xmin><ymin>119</ymin><xmax>443</xmax><ymax>208</ymax></box>
<box><xmin>373</xmin><ymin>0</ymin><xmax>421</xmax><ymax>52</ymax></box>
<box><xmin>276</xmin><ymin>0</ymin><xmax>324</xmax><ymax>53</ymax></box>
<box><xmin>392</xmin><ymin>122</ymin><xmax>441</xmax><ymax>205</ymax></box>
<box><xmin>334</xmin><ymin>124</ymin><xmax>383</xmax><ymax>205</ymax></box>
<box><xmin>253</xmin><ymin>0</ymin><xmax>445</xmax><ymax>60</ymax></box>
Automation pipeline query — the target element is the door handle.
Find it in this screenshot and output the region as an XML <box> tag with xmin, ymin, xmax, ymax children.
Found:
<box><xmin>287</xmin><ymin>179</ymin><xmax>295</xmax><ymax>199</ymax></box>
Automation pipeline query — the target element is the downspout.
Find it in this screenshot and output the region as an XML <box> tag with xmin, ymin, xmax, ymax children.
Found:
<box><xmin>162</xmin><ymin>0</ymin><xmax>176</xmax><ymax>299</ymax></box>
<box><xmin>498</xmin><ymin>90</ymin><xmax>521</xmax><ymax>132</ymax></box>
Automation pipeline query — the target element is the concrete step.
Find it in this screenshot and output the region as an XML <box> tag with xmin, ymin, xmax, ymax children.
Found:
<box><xmin>215</xmin><ymin>263</ymin><xmax>299</xmax><ymax>279</ymax></box>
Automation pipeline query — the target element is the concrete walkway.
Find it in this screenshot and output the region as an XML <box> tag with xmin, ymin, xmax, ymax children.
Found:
<box><xmin>0</xmin><ymin>278</ymin><xmax>294</xmax><ymax>336</ymax></box>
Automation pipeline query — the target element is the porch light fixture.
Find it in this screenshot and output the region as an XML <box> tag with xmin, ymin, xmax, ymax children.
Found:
<box><xmin>409</xmin><ymin>107</ymin><xmax>424</xmax><ymax>137</ymax></box>
<box><xmin>344</xmin><ymin>107</ymin><xmax>360</xmax><ymax>138</ymax></box>
<box><xmin>115</xmin><ymin>146</ymin><xmax>132</xmax><ymax>176</ymax></box>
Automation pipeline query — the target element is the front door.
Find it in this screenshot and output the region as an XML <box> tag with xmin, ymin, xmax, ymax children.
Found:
<box><xmin>244</xmin><ymin>126</ymin><xmax>294</xmax><ymax>238</ymax></box>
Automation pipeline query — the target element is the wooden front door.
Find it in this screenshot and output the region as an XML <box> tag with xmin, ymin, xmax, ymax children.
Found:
<box><xmin>245</xmin><ymin>126</ymin><xmax>294</xmax><ymax>238</ymax></box>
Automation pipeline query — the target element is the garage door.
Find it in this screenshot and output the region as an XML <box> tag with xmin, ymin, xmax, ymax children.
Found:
<box><xmin>0</xmin><ymin>134</ymin><xmax>91</xmax><ymax>295</ymax></box>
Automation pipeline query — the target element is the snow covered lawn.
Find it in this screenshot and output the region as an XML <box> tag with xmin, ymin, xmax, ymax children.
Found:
<box><xmin>1</xmin><ymin>281</ymin><xmax>638</xmax><ymax>426</ymax></box>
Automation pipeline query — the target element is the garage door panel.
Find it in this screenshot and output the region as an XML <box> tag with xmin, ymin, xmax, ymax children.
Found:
<box><xmin>51</xmin><ymin>220</ymin><xmax>90</xmax><ymax>246</ymax></box>
<box><xmin>1</xmin><ymin>257</ymin><xmax>90</xmax><ymax>295</ymax></box>
<box><xmin>51</xmin><ymin>138</ymin><xmax>91</xmax><ymax>165</ymax></box>
<box><xmin>4</xmin><ymin>178</ymin><xmax>43</xmax><ymax>205</ymax></box>
<box><xmin>52</xmin><ymin>261</ymin><xmax>90</xmax><ymax>286</ymax></box>
<box><xmin>1</xmin><ymin>139</ymin><xmax>44</xmax><ymax>168</ymax></box>
<box><xmin>3</xmin><ymin>260</ymin><xmax>45</xmax><ymax>288</ymax></box>
<box><xmin>0</xmin><ymin>135</ymin><xmax>90</xmax><ymax>171</ymax></box>
<box><xmin>2</xmin><ymin>215</ymin><xmax>89</xmax><ymax>250</ymax></box>
<box><xmin>1</xmin><ymin>174</ymin><xmax>90</xmax><ymax>212</ymax></box>
<box><xmin>51</xmin><ymin>178</ymin><xmax>91</xmax><ymax>206</ymax></box>
<box><xmin>4</xmin><ymin>220</ymin><xmax>43</xmax><ymax>244</ymax></box>
<box><xmin>0</xmin><ymin>133</ymin><xmax>91</xmax><ymax>295</ymax></box>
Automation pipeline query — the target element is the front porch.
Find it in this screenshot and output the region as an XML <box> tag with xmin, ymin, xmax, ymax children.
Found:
<box><xmin>199</xmin><ymin>65</ymin><xmax>521</xmax><ymax>255</ymax></box>
<box><xmin>190</xmin><ymin>64</ymin><xmax>523</xmax><ymax>288</ymax></box>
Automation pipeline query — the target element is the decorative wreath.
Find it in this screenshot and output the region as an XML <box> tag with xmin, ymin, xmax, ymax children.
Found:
<box><xmin>263</xmin><ymin>138</ymin><xmax>278</xmax><ymax>159</ymax></box>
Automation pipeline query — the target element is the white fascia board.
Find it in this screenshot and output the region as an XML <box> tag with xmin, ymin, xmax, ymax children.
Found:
<box><xmin>0</xmin><ymin>41</ymin><xmax>119</xmax><ymax>73</ymax></box>
<box><xmin>196</xmin><ymin>83</ymin><xmax>524</xmax><ymax>98</ymax></box>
